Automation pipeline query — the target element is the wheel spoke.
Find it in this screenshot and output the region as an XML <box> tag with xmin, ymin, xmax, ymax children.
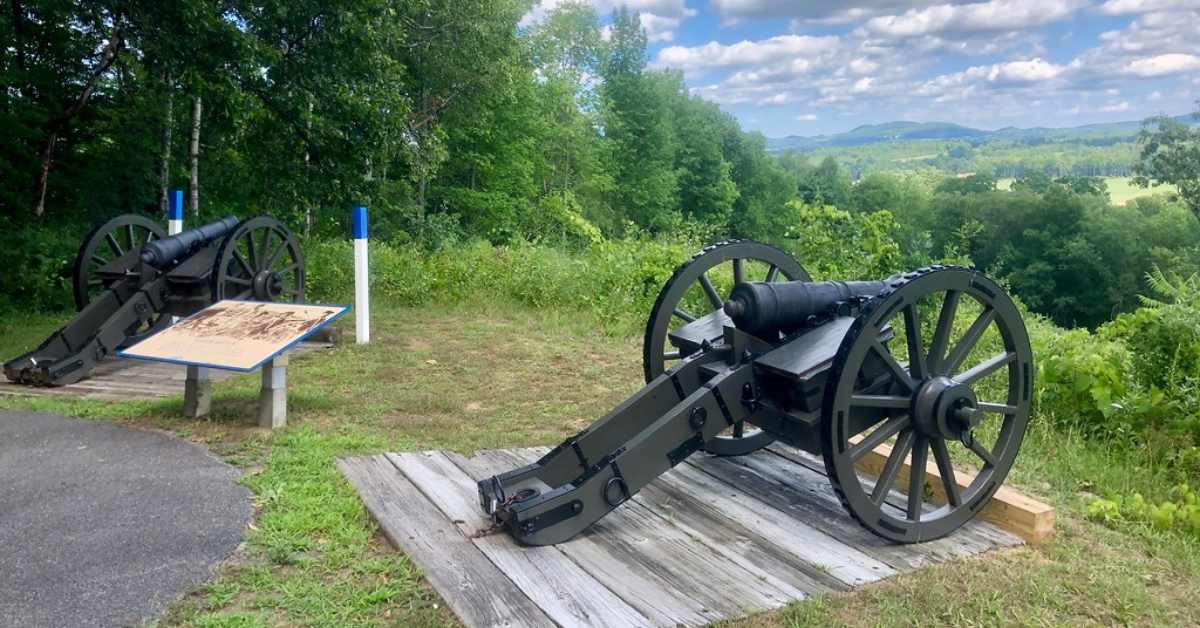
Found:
<box><xmin>903</xmin><ymin>305</ymin><xmax>927</xmax><ymax>381</ymax></box>
<box><xmin>232</xmin><ymin>250</ymin><xmax>254</xmax><ymax>278</ymax></box>
<box><xmin>968</xmin><ymin>439</ymin><xmax>997</xmax><ymax>468</ymax></box>
<box><xmin>673</xmin><ymin>308</ymin><xmax>696</xmax><ymax>323</ymax></box>
<box><xmin>848</xmin><ymin>415</ymin><xmax>911</xmax><ymax>461</ymax></box>
<box><xmin>277</xmin><ymin>263</ymin><xmax>300</xmax><ymax>275</ymax></box>
<box><xmin>91</xmin><ymin>254</ymin><xmax>108</xmax><ymax>267</ymax></box>
<box><xmin>245</xmin><ymin>232</ymin><xmax>259</xmax><ymax>271</ymax></box>
<box><xmin>931</xmin><ymin>439</ymin><xmax>961</xmax><ymax>507</ymax></box>
<box><xmin>226</xmin><ymin>276</ymin><xmax>253</xmax><ymax>286</ymax></box>
<box><xmin>942</xmin><ymin>307</ymin><xmax>995</xmax><ymax>375</ymax></box>
<box><xmin>264</xmin><ymin>236</ymin><xmax>287</xmax><ymax>270</ymax></box>
<box><xmin>907</xmin><ymin>437</ymin><xmax>928</xmax><ymax>521</ymax></box>
<box><xmin>105</xmin><ymin>232</ymin><xmax>124</xmax><ymax>257</ymax></box>
<box><xmin>872</xmin><ymin>429</ymin><xmax>914</xmax><ymax>505</ymax></box>
<box><xmin>954</xmin><ymin>352</ymin><xmax>1016</xmax><ymax>385</ymax></box>
<box><xmin>732</xmin><ymin>421</ymin><xmax>744</xmax><ymax>438</ymax></box>
<box><xmin>765</xmin><ymin>264</ymin><xmax>780</xmax><ymax>282</ymax></box>
<box><xmin>234</xmin><ymin>288</ymin><xmax>253</xmax><ymax>300</ymax></box>
<box><xmin>663</xmin><ymin>351</ymin><xmax>681</xmax><ymax>360</ymax></box>
<box><xmin>125</xmin><ymin>224</ymin><xmax>136</xmax><ymax>251</ymax></box>
<box><xmin>928</xmin><ymin>290</ymin><xmax>959</xmax><ymax>374</ymax></box>
<box><xmin>698</xmin><ymin>273</ymin><xmax>723</xmax><ymax>309</ymax></box>
<box><xmin>732</xmin><ymin>258</ymin><xmax>745</xmax><ymax>286</ymax></box>
<box><xmin>871</xmin><ymin>340</ymin><xmax>916</xmax><ymax>391</ymax></box>
<box><xmin>976</xmin><ymin>401</ymin><xmax>1018</xmax><ymax>415</ymax></box>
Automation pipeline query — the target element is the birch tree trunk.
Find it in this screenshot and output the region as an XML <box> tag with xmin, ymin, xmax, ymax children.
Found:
<box><xmin>189</xmin><ymin>94</ymin><xmax>202</xmax><ymax>216</ymax></box>
<box><xmin>158</xmin><ymin>75</ymin><xmax>174</xmax><ymax>214</ymax></box>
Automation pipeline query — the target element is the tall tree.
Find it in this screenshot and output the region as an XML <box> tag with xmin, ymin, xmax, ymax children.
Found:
<box><xmin>1134</xmin><ymin>105</ymin><xmax>1200</xmax><ymax>220</ymax></box>
<box><xmin>600</xmin><ymin>7</ymin><xmax>678</xmax><ymax>232</ymax></box>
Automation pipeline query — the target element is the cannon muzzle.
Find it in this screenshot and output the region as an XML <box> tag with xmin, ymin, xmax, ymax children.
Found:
<box><xmin>724</xmin><ymin>279</ymin><xmax>887</xmax><ymax>336</ymax></box>
<box><xmin>140</xmin><ymin>216</ymin><xmax>240</xmax><ymax>269</ymax></box>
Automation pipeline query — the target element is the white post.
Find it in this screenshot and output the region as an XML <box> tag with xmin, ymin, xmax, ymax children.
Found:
<box><xmin>168</xmin><ymin>189</ymin><xmax>184</xmax><ymax>235</ymax></box>
<box><xmin>353</xmin><ymin>206</ymin><xmax>369</xmax><ymax>344</ymax></box>
<box><xmin>258</xmin><ymin>353</ymin><xmax>288</xmax><ymax>429</ymax></box>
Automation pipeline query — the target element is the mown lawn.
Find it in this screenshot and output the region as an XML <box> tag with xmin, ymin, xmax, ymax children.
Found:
<box><xmin>1</xmin><ymin>302</ymin><xmax>1198</xmax><ymax>627</ymax></box>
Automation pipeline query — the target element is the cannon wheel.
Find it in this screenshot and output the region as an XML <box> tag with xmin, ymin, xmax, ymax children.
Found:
<box><xmin>73</xmin><ymin>214</ymin><xmax>171</xmax><ymax>345</ymax></box>
<box><xmin>643</xmin><ymin>240</ymin><xmax>809</xmax><ymax>456</ymax></box>
<box><xmin>73</xmin><ymin>214</ymin><xmax>168</xmax><ymax>310</ymax></box>
<box><xmin>821</xmin><ymin>266</ymin><xmax>1033</xmax><ymax>543</ymax></box>
<box><xmin>211</xmin><ymin>217</ymin><xmax>305</xmax><ymax>303</ymax></box>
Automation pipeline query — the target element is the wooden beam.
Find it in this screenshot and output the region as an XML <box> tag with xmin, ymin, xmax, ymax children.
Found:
<box><xmin>856</xmin><ymin>441</ymin><xmax>1055</xmax><ymax>543</ymax></box>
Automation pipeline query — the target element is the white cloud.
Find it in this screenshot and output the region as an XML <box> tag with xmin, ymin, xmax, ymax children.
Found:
<box><xmin>796</xmin><ymin>113</ymin><xmax>819</xmax><ymax>121</ymax></box>
<box><xmin>1148</xmin><ymin>90</ymin><xmax>1163</xmax><ymax>100</ymax></box>
<box><xmin>653</xmin><ymin>35</ymin><xmax>841</xmax><ymax>74</ymax></box>
<box><xmin>1097</xmin><ymin>0</ymin><xmax>1200</xmax><ymax>15</ymax></box>
<box><xmin>1099</xmin><ymin>101</ymin><xmax>1133</xmax><ymax>112</ymax></box>
<box><xmin>521</xmin><ymin>0</ymin><xmax>696</xmax><ymax>39</ymax></box>
<box><xmin>862</xmin><ymin>0</ymin><xmax>1084</xmax><ymax>39</ymax></box>
<box><xmin>1122</xmin><ymin>53</ymin><xmax>1200</xmax><ymax>76</ymax></box>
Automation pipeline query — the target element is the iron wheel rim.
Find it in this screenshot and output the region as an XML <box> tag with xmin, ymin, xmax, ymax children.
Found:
<box><xmin>821</xmin><ymin>267</ymin><xmax>1033</xmax><ymax>543</ymax></box>
<box><xmin>643</xmin><ymin>240</ymin><xmax>809</xmax><ymax>456</ymax></box>
<box><xmin>212</xmin><ymin>217</ymin><xmax>305</xmax><ymax>303</ymax></box>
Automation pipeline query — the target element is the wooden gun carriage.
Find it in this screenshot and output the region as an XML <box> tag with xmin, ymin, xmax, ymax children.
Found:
<box><xmin>480</xmin><ymin>241</ymin><xmax>1033</xmax><ymax>545</ymax></box>
<box><xmin>5</xmin><ymin>214</ymin><xmax>304</xmax><ymax>387</ymax></box>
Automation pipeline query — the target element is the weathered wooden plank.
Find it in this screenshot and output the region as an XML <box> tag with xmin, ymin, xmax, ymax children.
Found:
<box><xmin>390</xmin><ymin>451</ymin><xmax>651</xmax><ymax>628</ymax></box>
<box><xmin>649</xmin><ymin>461</ymin><xmax>896</xmax><ymax>586</ymax></box>
<box><xmin>691</xmin><ymin>450</ymin><xmax>995</xmax><ymax>569</ymax></box>
<box><xmin>765</xmin><ymin>444</ymin><xmax>1022</xmax><ymax>551</ymax></box>
<box><xmin>452</xmin><ymin>449</ymin><xmax>710</xmax><ymax>626</ymax></box>
<box><xmin>485</xmin><ymin>448</ymin><xmax>804</xmax><ymax>623</ymax></box>
<box><xmin>337</xmin><ymin>456</ymin><xmax>554</xmax><ymax>628</ymax></box>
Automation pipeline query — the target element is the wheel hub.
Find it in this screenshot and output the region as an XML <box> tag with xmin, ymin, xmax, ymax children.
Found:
<box><xmin>912</xmin><ymin>376</ymin><xmax>978</xmax><ymax>440</ymax></box>
<box><xmin>252</xmin><ymin>270</ymin><xmax>284</xmax><ymax>301</ymax></box>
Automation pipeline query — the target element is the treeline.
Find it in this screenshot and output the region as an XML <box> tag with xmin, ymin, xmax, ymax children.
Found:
<box><xmin>3</xmin><ymin>2</ymin><xmax>1199</xmax><ymax>333</ymax></box>
<box><xmin>804</xmin><ymin>139</ymin><xmax>1140</xmax><ymax>179</ymax></box>
<box><xmin>0</xmin><ymin>1</ymin><xmax>794</xmax><ymax>246</ymax></box>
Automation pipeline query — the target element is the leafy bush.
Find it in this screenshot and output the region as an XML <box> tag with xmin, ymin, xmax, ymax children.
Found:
<box><xmin>1086</xmin><ymin>484</ymin><xmax>1200</xmax><ymax>539</ymax></box>
<box><xmin>304</xmin><ymin>236</ymin><xmax>690</xmax><ymax>332</ymax></box>
<box><xmin>1035</xmin><ymin>326</ymin><xmax>1131</xmax><ymax>430</ymax></box>
<box><xmin>0</xmin><ymin>224</ymin><xmax>82</xmax><ymax>312</ymax></box>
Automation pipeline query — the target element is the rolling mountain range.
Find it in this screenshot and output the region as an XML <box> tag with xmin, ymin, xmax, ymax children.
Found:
<box><xmin>765</xmin><ymin>114</ymin><xmax>1198</xmax><ymax>152</ymax></box>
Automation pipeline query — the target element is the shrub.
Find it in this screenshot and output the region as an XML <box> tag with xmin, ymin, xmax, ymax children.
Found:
<box><xmin>1086</xmin><ymin>483</ymin><xmax>1200</xmax><ymax>539</ymax></box>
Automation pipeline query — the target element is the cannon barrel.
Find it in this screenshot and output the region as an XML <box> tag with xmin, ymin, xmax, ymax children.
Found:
<box><xmin>139</xmin><ymin>216</ymin><xmax>240</xmax><ymax>269</ymax></box>
<box><xmin>723</xmin><ymin>279</ymin><xmax>888</xmax><ymax>336</ymax></box>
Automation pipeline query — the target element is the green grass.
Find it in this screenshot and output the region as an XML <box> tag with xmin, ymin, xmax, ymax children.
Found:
<box><xmin>1</xmin><ymin>302</ymin><xmax>1198</xmax><ymax>626</ymax></box>
<box><xmin>996</xmin><ymin>176</ymin><xmax>1179</xmax><ymax>205</ymax></box>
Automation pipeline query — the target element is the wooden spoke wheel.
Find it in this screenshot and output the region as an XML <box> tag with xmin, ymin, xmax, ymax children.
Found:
<box><xmin>643</xmin><ymin>240</ymin><xmax>809</xmax><ymax>456</ymax></box>
<box><xmin>212</xmin><ymin>217</ymin><xmax>305</xmax><ymax>303</ymax></box>
<box><xmin>821</xmin><ymin>267</ymin><xmax>1033</xmax><ymax>543</ymax></box>
<box><xmin>72</xmin><ymin>214</ymin><xmax>170</xmax><ymax>345</ymax></box>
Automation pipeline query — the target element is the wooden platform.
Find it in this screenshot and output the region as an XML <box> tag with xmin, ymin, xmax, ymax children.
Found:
<box><xmin>340</xmin><ymin>445</ymin><xmax>1024</xmax><ymax>628</ymax></box>
<box><xmin>0</xmin><ymin>342</ymin><xmax>330</xmax><ymax>401</ymax></box>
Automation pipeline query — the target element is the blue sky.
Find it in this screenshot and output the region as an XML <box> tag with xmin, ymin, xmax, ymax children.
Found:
<box><xmin>523</xmin><ymin>0</ymin><xmax>1200</xmax><ymax>136</ymax></box>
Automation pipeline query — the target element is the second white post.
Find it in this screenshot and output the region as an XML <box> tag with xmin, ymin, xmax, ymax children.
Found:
<box><xmin>353</xmin><ymin>206</ymin><xmax>369</xmax><ymax>344</ymax></box>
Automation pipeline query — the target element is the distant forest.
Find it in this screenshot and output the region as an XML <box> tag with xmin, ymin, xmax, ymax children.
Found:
<box><xmin>2</xmin><ymin>1</ymin><xmax>1198</xmax><ymax>332</ymax></box>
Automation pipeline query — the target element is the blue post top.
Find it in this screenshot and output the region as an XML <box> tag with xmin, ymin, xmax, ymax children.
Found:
<box><xmin>170</xmin><ymin>189</ymin><xmax>184</xmax><ymax>220</ymax></box>
<box><xmin>352</xmin><ymin>206</ymin><xmax>368</xmax><ymax>239</ymax></box>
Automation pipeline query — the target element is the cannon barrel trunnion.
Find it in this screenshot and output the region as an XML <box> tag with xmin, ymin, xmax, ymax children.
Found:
<box><xmin>479</xmin><ymin>241</ymin><xmax>1033</xmax><ymax>546</ymax></box>
<box><xmin>4</xmin><ymin>214</ymin><xmax>305</xmax><ymax>387</ymax></box>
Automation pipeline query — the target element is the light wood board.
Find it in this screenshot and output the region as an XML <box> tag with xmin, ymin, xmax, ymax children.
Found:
<box><xmin>340</xmin><ymin>447</ymin><xmax>1025</xmax><ymax>628</ymax></box>
<box><xmin>119</xmin><ymin>300</ymin><xmax>346</xmax><ymax>371</ymax></box>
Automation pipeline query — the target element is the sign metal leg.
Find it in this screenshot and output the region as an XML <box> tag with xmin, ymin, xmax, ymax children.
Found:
<box><xmin>183</xmin><ymin>365</ymin><xmax>212</xmax><ymax>418</ymax></box>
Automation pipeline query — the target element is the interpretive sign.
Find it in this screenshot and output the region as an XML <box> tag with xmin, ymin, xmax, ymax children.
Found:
<box><xmin>119</xmin><ymin>300</ymin><xmax>348</xmax><ymax>371</ymax></box>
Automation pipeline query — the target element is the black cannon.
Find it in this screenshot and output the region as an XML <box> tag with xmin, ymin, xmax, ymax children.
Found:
<box><xmin>5</xmin><ymin>214</ymin><xmax>305</xmax><ymax>386</ymax></box>
<box><xmin>480</xmin><ymin>240</ymin><xmax>1032</xmax><ymax>545</ymax></box>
